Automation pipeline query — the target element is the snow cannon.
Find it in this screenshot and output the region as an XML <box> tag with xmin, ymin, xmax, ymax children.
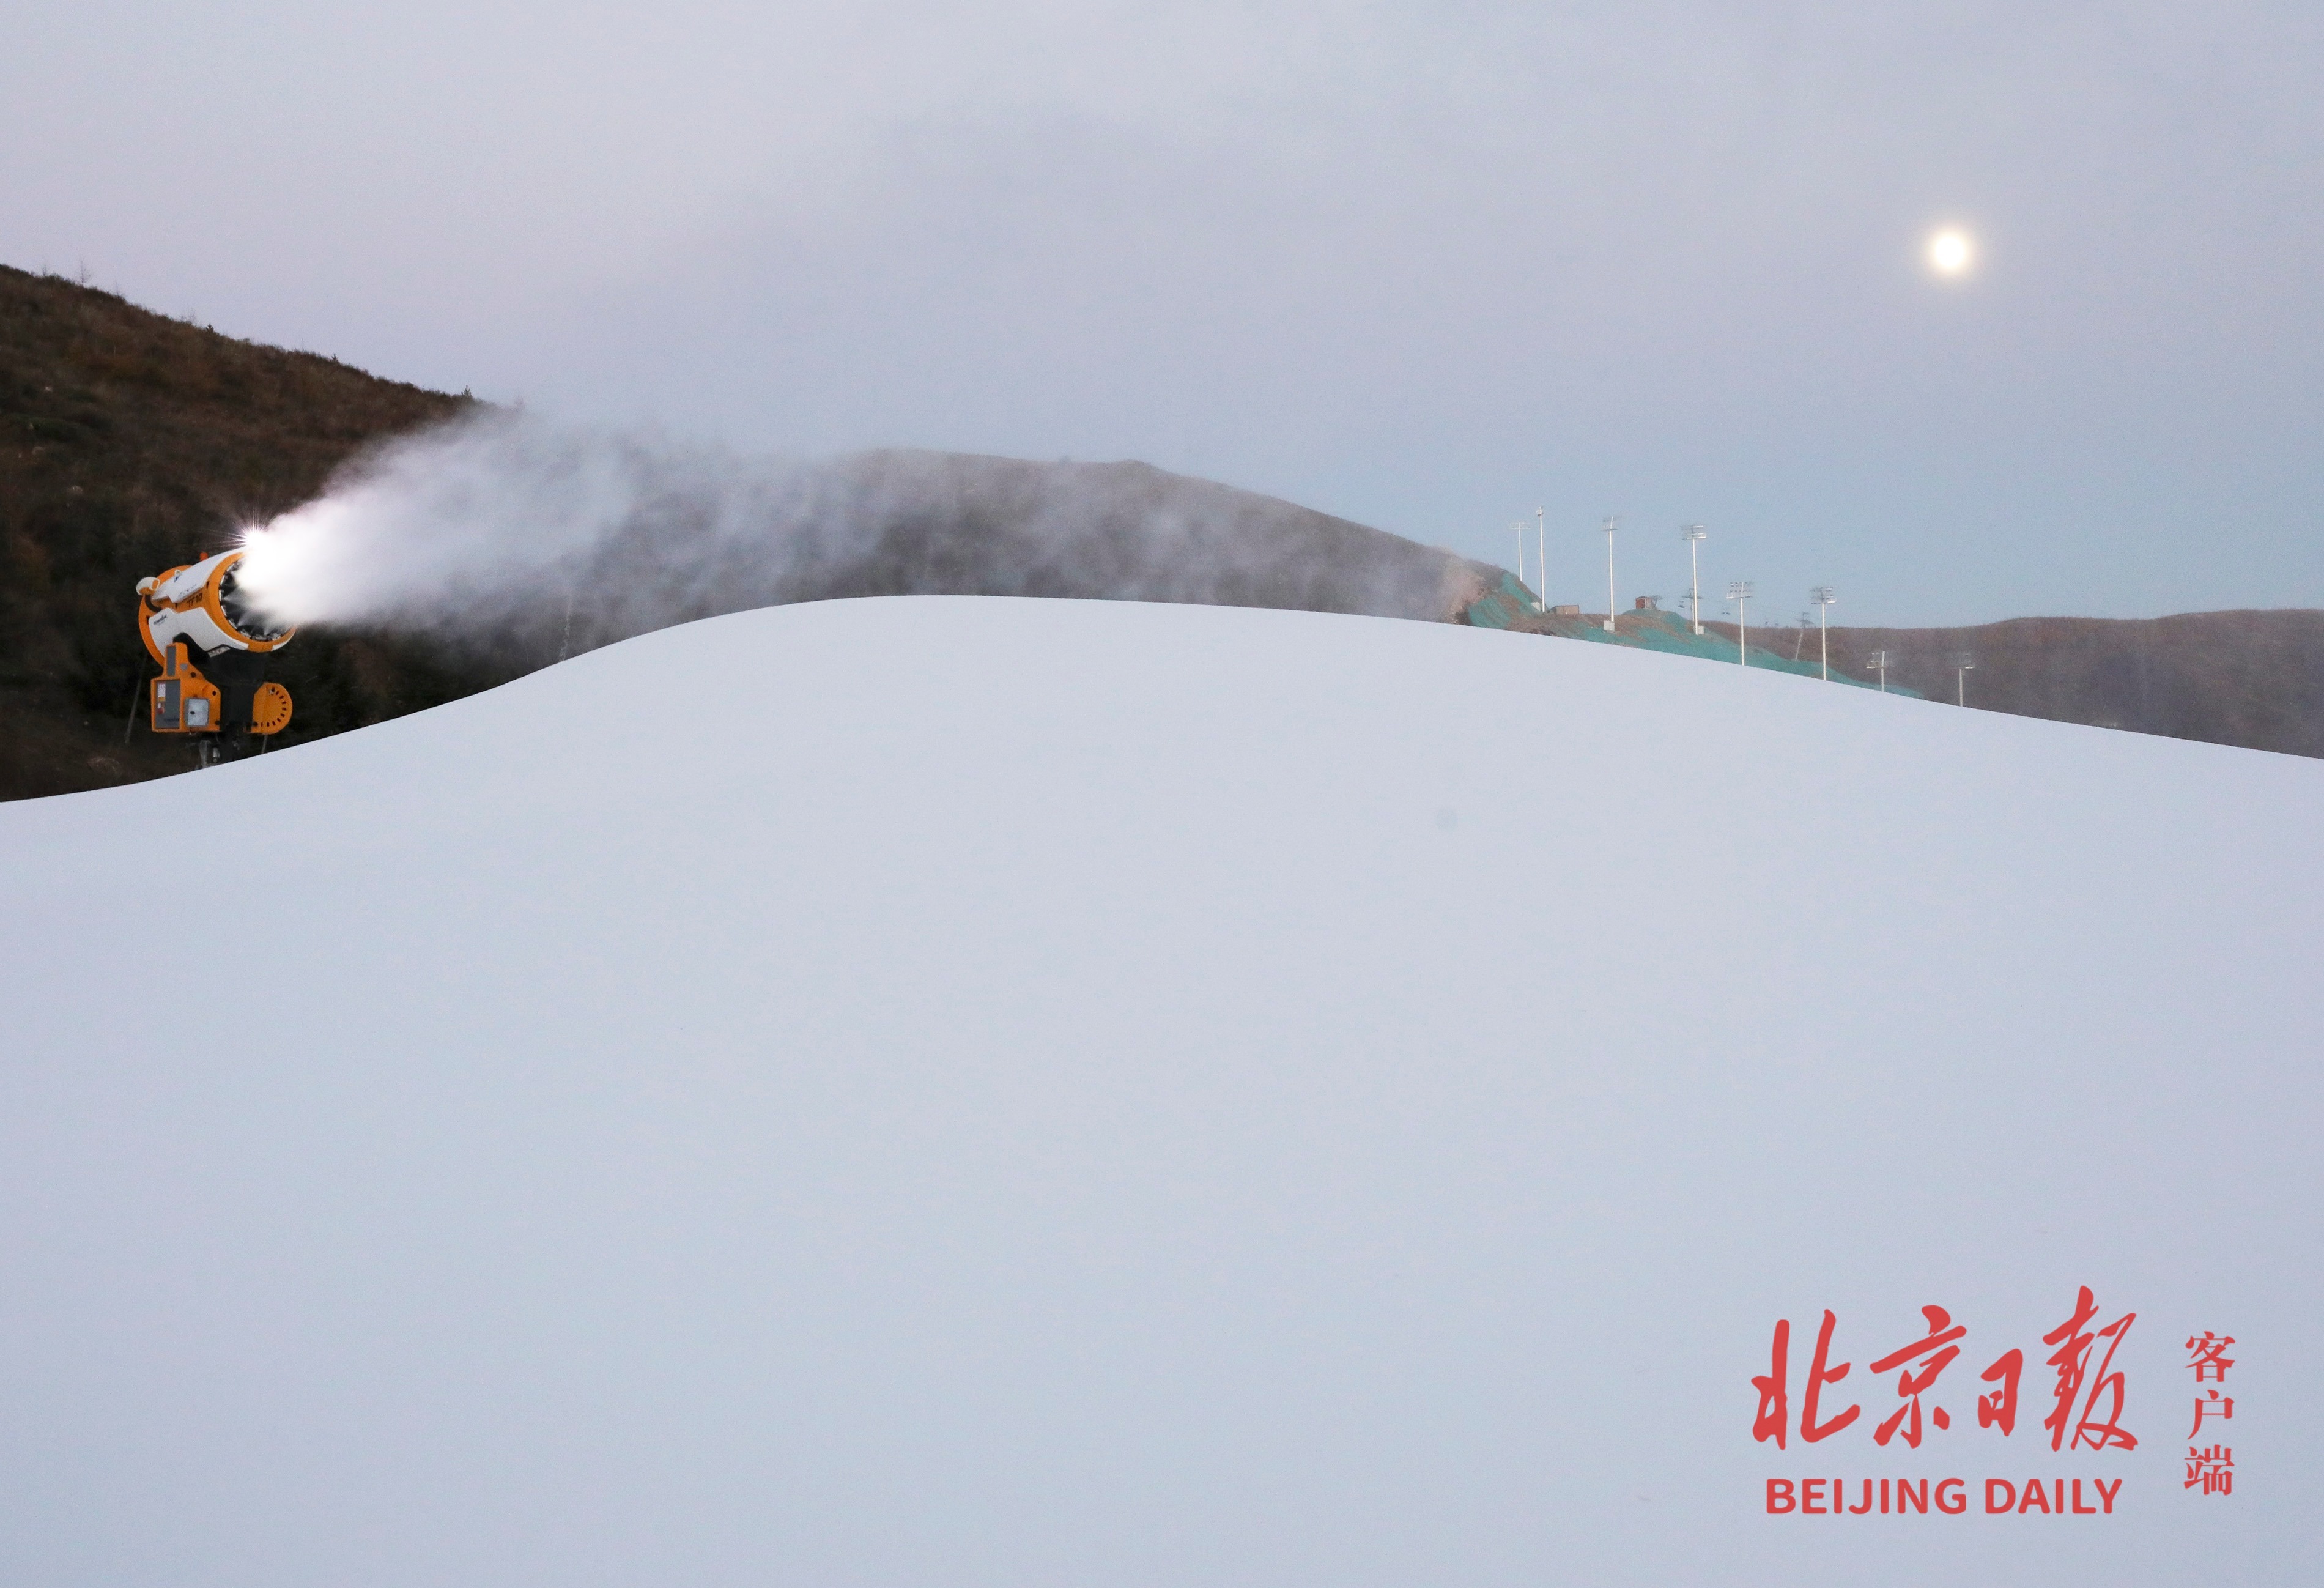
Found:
<box><xmin>136</xmin><ymin>551</ymin><xmax>295</xmax><ymax>763</ymax></box>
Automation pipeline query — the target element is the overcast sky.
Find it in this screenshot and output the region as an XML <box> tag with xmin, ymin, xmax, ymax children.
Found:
<box><xmin>7</xmin><ymin>1</ymin><xmax>2319</xmax><ymax>623</ymax></box>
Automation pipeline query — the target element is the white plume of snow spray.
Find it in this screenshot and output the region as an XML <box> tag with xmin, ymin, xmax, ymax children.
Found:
<box><xmin>232</xmin><ymin>408</ymin><xmax>1481</xmax><ymax>653</ymax></box>
<box><xmin>233</xmin><ymin>413</ymin><xmax>787</xmax><ymax>629</ymax></box>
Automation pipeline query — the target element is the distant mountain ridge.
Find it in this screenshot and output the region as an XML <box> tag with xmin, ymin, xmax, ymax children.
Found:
<box><xmin>3</xmin><ymin>261</ymin><xmax>2318</xmax><ymax>799</ymax></box>
<box><xmin>1466</xmin><ymin>573</ymin><xmax>2324</xmax><ymax>758</ymax></box>
<box><xmin>1804</xmin><ymin>612</ymin><xmax>2324</xmax><ymax>758</ymax></box>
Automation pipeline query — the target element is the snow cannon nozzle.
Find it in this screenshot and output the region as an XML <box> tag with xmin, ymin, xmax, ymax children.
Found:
<box><xmin>216</xmin><ymin>562</ymin><xmax>293</xmax><ymax>647</ymax></box>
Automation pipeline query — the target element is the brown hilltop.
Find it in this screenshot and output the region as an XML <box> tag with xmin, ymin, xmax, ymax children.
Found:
<box><xmin>0</xmin><ymin>264</ymin><xmax>476</xmax><ymax>798</ymax></box>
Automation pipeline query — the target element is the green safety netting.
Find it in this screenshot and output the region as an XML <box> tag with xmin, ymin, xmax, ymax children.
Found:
<box><xmin>1460</xmin><ymin>574</ymin><xmax>1920</xmax><ymax>695</ymax></box>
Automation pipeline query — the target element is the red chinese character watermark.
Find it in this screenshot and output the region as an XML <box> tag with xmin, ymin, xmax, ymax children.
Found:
<box><xmin>1752</xmin><ymin>1310</ymin><xmax>1860</xmax><ymax>1449</ymax></box>
<box><xmin>1868</xmin><ymin>1305</ymin><xmax>1964</xmax><ymax>1449</ymax></box>
<box><xmin>1978</xmin><ymin>1347</ymin><xmax>2024</xmax><ymax>1435</ymax></box>
<box><xmin>1750</xmin><ymin>1293</ymin><xmax>2153</xmax><ymax>1459</ymax></box>
<box><xmin>2041</xmin><ymin>1286</ymin><xmax>2137</xmax><ymax>1452</ymax></box>
<box><xmin>2186</xmin><ymin>1332</ymin><xmax>2235</xmax><ymax>1382</ymax></box>
<box><xmin>2185</xmin><ymin>1330</ymin><xmax>2237</xmax><ymax>1493</ymax></box>
<box><xmin>2189</xmin><ymin>1389</ymin><xmax>2234</xmax><ymax>1438</ymax></box>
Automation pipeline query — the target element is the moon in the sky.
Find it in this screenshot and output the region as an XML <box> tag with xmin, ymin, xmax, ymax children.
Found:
<box><xmin>1927</xmin><ymin>228</ymin><xmax>1975</xmax><ymax>277</ymax></box>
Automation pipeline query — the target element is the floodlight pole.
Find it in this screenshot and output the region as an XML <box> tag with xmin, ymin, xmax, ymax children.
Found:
<box><xmin>1602</xmin><ymin>516</ymin><xmax>1619</xmax><ymax>633</ymax></box>
<box><xmin>1728</xmin><ymin>581</ymin><xmax>1754</xmax><ymax>666</ymax></box>
<box><xmin>1535</xmin><ymin>508</ymin><xmax>1547</xmax><ymax>612</ymax></box>
<box><xmin>1950</xmin><ymin>651</ymin><xmax>1976</xmax><ymax>707</ymax></box>
<box><xmin>1682</xmin><ymin>525</ymin><xmax>1708</xmax><ymax>634</ymax></box>
<box><xmin>1868</xmin><ymin>649</ymin><xmax>1889</xmax><ymax>692</ymax></box>
<box><xmin>1810</xmin><ymin>586</ymin><xmax>1836</xmax><ymax>680</ymax></box>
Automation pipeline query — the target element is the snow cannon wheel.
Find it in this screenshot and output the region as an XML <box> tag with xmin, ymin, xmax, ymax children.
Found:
<box><xmin>251</xmin><ymin>681</ymin><xmax>294</xmax><ymax>735</ymax></box>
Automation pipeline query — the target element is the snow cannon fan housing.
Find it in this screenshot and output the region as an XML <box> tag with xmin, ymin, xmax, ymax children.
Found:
<box><xmin>136</xmin><ymin>551</ymin><xmax>295</xmax><ymax>749</ymax></box>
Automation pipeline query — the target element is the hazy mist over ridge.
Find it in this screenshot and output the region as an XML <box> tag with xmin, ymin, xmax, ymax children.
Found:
<box><xmin>7</xmin><ymin>2</ymin><xmax>2320</xmax><ymax>624</ymax></box>
<box><xmin>230</xmin><ymin>410</ymin><xmax>1478</xmax><ymax>642</ymax></box>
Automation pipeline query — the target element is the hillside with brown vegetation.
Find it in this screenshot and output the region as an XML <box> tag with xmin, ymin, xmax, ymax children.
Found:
<box><xmin>0</xmin><ymin>264</ymin><xmax>479</xmax><ymax>799</ymax></box>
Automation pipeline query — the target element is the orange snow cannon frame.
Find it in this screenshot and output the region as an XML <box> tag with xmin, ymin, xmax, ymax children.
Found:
<box><xmin>136</xmin><ymin>549</ymin><xmax>295</xmax><ymax>739</ymax></box>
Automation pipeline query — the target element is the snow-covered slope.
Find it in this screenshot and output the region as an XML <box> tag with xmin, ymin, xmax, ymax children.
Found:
<box><xmin>4</xmin><ymin>598</ymin><xmax>2317</xmax><ymax>1586</ymax></box>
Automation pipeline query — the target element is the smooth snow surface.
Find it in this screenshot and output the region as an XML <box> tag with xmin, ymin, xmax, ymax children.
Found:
<box><xmin>4</xmin><ymin>598</ymin><xmax>2317</xmax><ymax>1586</ymax></box>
